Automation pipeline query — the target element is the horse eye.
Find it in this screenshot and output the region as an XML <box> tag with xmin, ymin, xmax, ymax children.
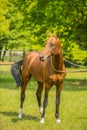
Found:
<box><xmin>50</xmin><ymin>43</ymin><xmax>55</xmax><ymax>47</ymax></box>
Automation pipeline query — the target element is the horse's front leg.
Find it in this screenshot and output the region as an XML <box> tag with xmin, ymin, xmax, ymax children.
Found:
<box><xmin>55</xmin><ymin>83</ymin><xmax>63</xmax><ymax>123</ymax></box>
<box><xmin>40</xmin><ymin>85</ymin><xmax>49</xmax><ymax>123</ymax></box>
<box><xmin>36</xmin><ymin>82</ymin><xmax>44</xmax><ymax>114</ymax></box>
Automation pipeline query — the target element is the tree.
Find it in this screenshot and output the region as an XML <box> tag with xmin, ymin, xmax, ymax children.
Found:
<box><xmin>0</xmin><ymin>0</ymin><xmax>87</xmax><ymax>62</ymax></box>
<box><xmin>0</xmin><ymin>0</ymin><xmax>10</xmax><ymax>60</ymax></box>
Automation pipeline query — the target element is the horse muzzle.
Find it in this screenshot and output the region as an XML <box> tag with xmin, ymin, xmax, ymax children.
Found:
<box><xmin>40</xmin><ymin>53</ymin><xmax>51</xmax><ymax>61</ymax></box>
<box><xmin>39</xmin><ymin>55</ymin><xmax>45</xmax><ymax>61</ymax></box>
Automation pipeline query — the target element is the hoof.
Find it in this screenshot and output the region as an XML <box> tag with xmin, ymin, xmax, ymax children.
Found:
<box><xmin>18</xmin><ymin>108</ymin><xmax>22</xmax><ymax>118</ymax></box>
<box><xmin>40</xmin><ymin>118</ymin><xmax>44</xmax><ymax>124</ymax></box>
<box><xmin>18</xmin><ymin>114</ymin><xmax>22</xmax><ymax>119</ymax></box>
<box><xmin>40</xmin><ymin>107</ymin><xmax>43</xmax><ymax>114</ymax></box>
<box><xmin>56</xmin><ymin>119</ymin><xmax>61</xmax><ymax>123</ymax></box>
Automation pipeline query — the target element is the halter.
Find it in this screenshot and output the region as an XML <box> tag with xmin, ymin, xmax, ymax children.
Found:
<box><xmin>50</xmin><ymin>56</ymin><xmax>87</xmax><ymax>73</ymax></box>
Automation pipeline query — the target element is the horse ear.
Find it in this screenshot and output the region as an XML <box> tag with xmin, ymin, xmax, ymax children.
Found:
<box><xmin>56</xmin><ymin>31</ymin><xmax>60</xmax><ymax>38</ymax></box>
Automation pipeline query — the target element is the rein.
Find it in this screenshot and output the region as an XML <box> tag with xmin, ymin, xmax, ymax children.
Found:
<box><xmin>50</xmin><ymin>56</ymin><xmax>87</xmax><ymax>73</ymax></box>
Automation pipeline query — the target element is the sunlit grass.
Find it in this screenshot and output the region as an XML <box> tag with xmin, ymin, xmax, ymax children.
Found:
<box><xmin>0</xmin><ymin>66</ymin><xmax>87</xmax><ymax>130</ymax></box>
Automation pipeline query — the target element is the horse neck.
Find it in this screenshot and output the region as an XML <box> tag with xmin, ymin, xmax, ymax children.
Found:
<box><xmin>52</xmin><ymin>53</ymin><xmax>63</xmax><ymax>70</ymax></box>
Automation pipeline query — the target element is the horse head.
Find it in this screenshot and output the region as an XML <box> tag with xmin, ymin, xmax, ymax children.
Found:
<box><xmin>40</xmin><ymin>32</ymin><xmax>62</xmax><ymax>61</ymax></box>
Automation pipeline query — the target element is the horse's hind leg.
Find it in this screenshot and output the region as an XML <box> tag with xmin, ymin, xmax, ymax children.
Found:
<box><xmin>36</xmin><ymin>82</ymin><xmax>44</xmax><ymax>114</ymax></box>
<box><xmin>19</xmin><ymin>74</ymin><xmax>31</xmax><ymax>118</ymax></box>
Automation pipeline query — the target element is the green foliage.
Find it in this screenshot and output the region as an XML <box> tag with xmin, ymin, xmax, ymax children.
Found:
<box><xmin>0</xmin><ymin>0</ymin><xmax>87</xmax><ymax>62</ymax></box>
<box><xmin>0</xmin><ymin>0</ymin><xmax>9</xmax><ymax>36</ymax></box>
<box><xmin>63</xmin><ymin>41</ymin><xmax>87</xmax><ymax>65</ymax></box>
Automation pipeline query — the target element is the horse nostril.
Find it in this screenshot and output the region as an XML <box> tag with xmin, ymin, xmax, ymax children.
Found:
<box><xmin>40</xmin><ymin>55</ymin><xmax>45</xmax><ymax>61</ymax></box>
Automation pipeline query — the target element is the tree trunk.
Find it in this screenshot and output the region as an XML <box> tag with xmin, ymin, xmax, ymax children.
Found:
<box><xmin>1</xmin><ymin>49</ymin><xmax>7</xmax><ymax>61</ymax></box>
<box><xmin>0</xmin><ymin>47</ymin><xmax>3</xmax><ymax>61</ymax></box>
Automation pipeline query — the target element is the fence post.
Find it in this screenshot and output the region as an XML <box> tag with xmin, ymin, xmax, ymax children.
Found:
<box><xmin>9</xmin><ymin>50</ymin><xmax>12</xmax><ymax>62</ymax></box>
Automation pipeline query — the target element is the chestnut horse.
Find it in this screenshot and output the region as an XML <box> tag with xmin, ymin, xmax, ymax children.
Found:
<box><xmin>18</xmin><ymin>33</ymin><xmax>66</xmax><ymax>123</ymax></box>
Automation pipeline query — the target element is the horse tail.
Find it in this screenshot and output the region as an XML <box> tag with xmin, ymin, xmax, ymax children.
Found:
<box><xmin>11</xmin><ymin>59</ymin><xmax>23</xmax><ymax>87</ymax></box>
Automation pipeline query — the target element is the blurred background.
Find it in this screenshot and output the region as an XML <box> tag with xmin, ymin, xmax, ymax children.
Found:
<box><xmin>0</xmin><ymin>0</ymin><xmax>87</xmax><ymax>65</ymax></box>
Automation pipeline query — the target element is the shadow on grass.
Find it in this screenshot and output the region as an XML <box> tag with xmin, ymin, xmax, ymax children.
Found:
<box><xmin>63</xmin><ymin>78</ymin><xmax>87</xmax><ymax>91</ymax></box>
<box><xmin>0</xmin><ymin>76</ymin><xmax>37</xmax><ymax>90</ymax></box>
<box><xmin>0</xmin><ymin>75</ymin><xmax>13</xmax><ymax>82</ymax></box>
<box><xmin>0</xmin><ymin>111</ymin><xmax>40</xmax><ymax>123</ymax></box>
<box><xmin>0</xmin><ymin>75</ymin><xmax>87</xmax><ymax>91</ymax></box>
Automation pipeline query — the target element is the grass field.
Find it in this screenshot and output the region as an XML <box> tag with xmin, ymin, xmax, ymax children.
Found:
<box><xmin>0</xmin><ymin>65</ymin><xmax>87</xmax><ymax>130</ymax></box>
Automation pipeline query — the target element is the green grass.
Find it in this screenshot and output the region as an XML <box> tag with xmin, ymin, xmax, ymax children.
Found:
<box><xmin>0</xmin><ymin>66</ymin><xmax>87</xmax><ymax>130</ymax></box>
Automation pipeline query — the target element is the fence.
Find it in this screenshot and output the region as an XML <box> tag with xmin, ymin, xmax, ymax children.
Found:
<box><xmin>0</xmin><ymin>50</ymin><xmax>87</xmax><ymax>75</ymax></box>
<box><xmin>0</xmin><ymin>50</ymin><xmax>87</xmax><ymax>65</ymax></box>
<box><xmin>0</xmin><ymin>50</ymin><xmax>27</xmax><ymax>63</ymax></box>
